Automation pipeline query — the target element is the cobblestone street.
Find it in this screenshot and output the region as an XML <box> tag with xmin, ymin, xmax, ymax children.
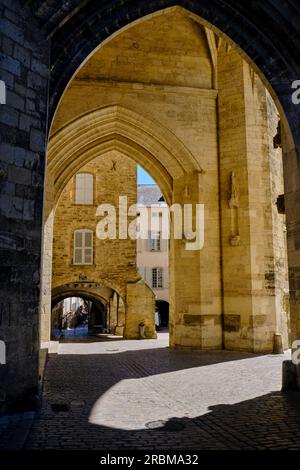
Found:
<box><xmin>12</xmin><ymin>332</ymin><xmax>300</xmax><ymax>450</ymax></box>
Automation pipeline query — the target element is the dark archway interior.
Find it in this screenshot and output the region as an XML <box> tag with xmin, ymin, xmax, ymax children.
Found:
<box><xmin>51</xmin><ymin>296</ymin><xmax>107</xmax><ymax>339</ymax></box>
<box><xmin>156</xmin><ymin>300</ymin><xmax>169</xmax><ymax>328</ymax></box>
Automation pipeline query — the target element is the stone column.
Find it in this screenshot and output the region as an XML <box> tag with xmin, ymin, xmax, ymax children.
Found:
<box><xmin>217</xmin><ymin>45</ymin><xmax>285</xmax><ymax>352</ymax></box>
<box><xmin>282</xmin><ymin>128</ymin><xmax>300</xmax><ymax>388</ymax></box>
<box><xmin>170</xmin><ymin>170</ymin><xmax>222</xmax><ymax>350</ymax></box>
<box><xmin>0</xmin><ymin>0</ymin><xmax>49</xmax><ymax>410</ymax></box>
<box><xmin>39</xmin><ymin>172</ymin><xmax>54</xmax><ymax>343</ymax></box>
<box><xmin>109</xmin><ymin>292</ymin><xmax>118</xmax><ymax>333</ymax></box>
<box><xmin>124</xmin><ymin>280</ymin><xmax>156</xmax><ymax>339</ymax></box>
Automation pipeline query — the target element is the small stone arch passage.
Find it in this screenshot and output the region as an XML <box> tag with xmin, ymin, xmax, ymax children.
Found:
<box><xmin>51</xmin><ymin>283</ymin><xmax>112</xmax><ymax>336</ymax></box>
<box><xmin>51</xmin><ymin>280</ymin><xmax>156</xmax><ymax>340</ymax></box>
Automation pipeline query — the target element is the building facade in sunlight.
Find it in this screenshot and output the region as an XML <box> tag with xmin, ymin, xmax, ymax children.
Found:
<box><xmin>51</xmin><ymin>153</ymin><xmax>156</xmax><ymax>340</ymax></box>
<box><xmin>42</xmin><ymin>8</ymin><xmax>290</xmax><ymax>354</ymax></box>
<box><xmin>137</xmin><ymin>185</ymin><xmax>170</xmax><ymax>327</ymax></box>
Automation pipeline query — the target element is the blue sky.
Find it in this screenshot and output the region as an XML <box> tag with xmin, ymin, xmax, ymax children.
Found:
<box><xmin>137</xmin><ymin>166</ymin><xmax>156</xmax><ymax>185</ymax></box>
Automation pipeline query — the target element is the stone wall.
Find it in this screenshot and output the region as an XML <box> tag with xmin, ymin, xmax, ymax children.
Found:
<box><xmin>266</xmin><ymin>91</ymin><xmax>290</xmax><ymax>350</ymax></box>
<box><xmin>0</xmin><ymin>0</ymin><xmax>49</xmax><ymax>410</ymax></box>
<box><xmin>218</xmin><ymin>45</ymin><xmax>290</xmax><ymax>352</ymax></box>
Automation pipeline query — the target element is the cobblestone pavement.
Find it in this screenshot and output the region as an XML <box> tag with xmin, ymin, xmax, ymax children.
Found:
<box><xmin>22</xmin><ymin>332</ymin><xmax>300</xmax><ymax>450</ymax></box>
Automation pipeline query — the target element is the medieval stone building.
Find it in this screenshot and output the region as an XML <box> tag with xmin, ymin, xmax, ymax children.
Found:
<box><xmin>40</xmin><ymin>8</ymin><xmax>290</xmax><ymax>353</ymax></box>
<box><xmin>1</xmin><ymin>1</ymin><xmax>300</xmax><ymax>411</ymax></box>
<box><xmin>51</xmin><ymin>153</ymin><xmax>156</xmax><ymax>339</ymax></box>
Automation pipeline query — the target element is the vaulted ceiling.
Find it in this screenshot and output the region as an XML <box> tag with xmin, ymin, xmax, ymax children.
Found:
<box><xmin>21</xmin><ymin>0</ymin><xmax>300</xmax><ymax>148</ymax></box>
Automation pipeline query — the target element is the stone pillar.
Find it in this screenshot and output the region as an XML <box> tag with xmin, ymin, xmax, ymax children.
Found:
<box><xmin>282</xmin><ymin>128</ymin><xmax>300</xmax><ymax>388</ymax></box>
<box><xmin>217</xmin><ymin>45</ymin><xmax>285</xmax><ymax>352</ymax></box>
<box><xmin>118</xmin><ymin>297</ymin><xmax>126</xmax><ymax>326</ymax></box>
<box><xmin>170</xmin><ymin>171</ymin><xmax>222</xmax><ymax>350</ymax></box>
<box><xmin>124</xmin><ymin>280</ymin><xmax>156</xmax><ymax>339</ymax></box>
<box><xmin>0</xmin><ymin>0</ymin><xmax>49</xmax><ymax>410</ymax></box>
<box><xmin>40</xmin><ymin>172</ymin><xmax>54</xmax><ymax>343</ymax></box>
<box><xmin>109</xmin><ymin>292</ymin><xmax>118</xmax><ymax>333</ymax></box>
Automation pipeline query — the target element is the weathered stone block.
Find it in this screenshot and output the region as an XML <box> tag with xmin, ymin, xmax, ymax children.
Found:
<box><xmin>6</xmin><ymin>90</ymin><xmax>24</xmax><ymax>111</ymax></box>
<box><xmin>0</xmin><ymin>18</ymin><xmax>24</xmax><ymax>45</ymax></box>
<box><xmin>23</xmin><ymin>199</ymin><xmax>34</xmax><ymax>221</ymax></box>
<box><xmin>0</xmin><ymin>69</ymin><xmax>14</xmax><ymax>89</ymax></box>
<box><xmin>184</xmin><ymin>314</ymin><xmax>202</xmax><ymax>326</ymax></box>
<box><xmin>0</xmin><ymin>106</ymin><xmax>18</xmax><ymax>127</ymax></box>
<box><xmin>8</xmin><ymin>165</ymin><xmax>31</xmax><ymax>185</ymax></box>
<box><xmin>250</xmin><ymin>315</ymin><xmax>267</xmax><ymax>328</ymax></box>
<box><xmin>224</xmin><ymin>314</ymin><xmax>241</xmax><ymax>333</ymax></box>
<box><xmin>13</xmin><ymin>43</ymin><xmax>31</xmax><ymax>68</ymax></box>
<box><xmin>2</xmin><ymin>35</ymin><xmax>13</xmax><ymax>55</ymax></box>
<box><xmin>20</xmin><ymin>114</ymin><xmax>40</xmax><ymax>132</ymax></box>
<box><xmin>27</xmin><ymin>71</ymin><xmax>46</xmax><ymax>91</ymax></box>
<box><xmin>0</xmin><ymin>53</ymin><xmax>20</xmax><ymax>76</ymax></box>
<box><xmin>15</xmin><ymin>183</ymin><xmax>36</xmax><ymax>199</ymax></box>
<box><xmin>30</xmin><ymin>128</ymin><xmax>44</xmax><ymax>151</ymax></box>
<box><xmin>31</xmin><ymin>58</ymin><xmax>48</xmax><ymax>78</ymax></box>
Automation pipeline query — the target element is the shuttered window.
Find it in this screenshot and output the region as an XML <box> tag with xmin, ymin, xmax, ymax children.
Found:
<box><xmin>75</xmin><ymin>173</ymin><xmax>93</xmax><ymax>205</ymax></box>
<box><xmin>73</xmin><ymin>230</ymin><xmax>93</xmax><ymax>265</ymax></box>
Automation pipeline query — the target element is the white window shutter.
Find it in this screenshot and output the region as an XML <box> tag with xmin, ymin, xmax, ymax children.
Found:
<box><xmin>147</xmin><ymin>232</ymin><xmax>152</xmax><ymax>251</ymax></box>
<box><xmin>161</xmin><ymin>237</ymin><xmax>168</xmax><ymax>252</ymax></box>
<box><xmin>164</xmin><ymin>269</ymin><xmax>169</xmax><ymax>288</ymax></box>
<box><xmin>145</xmin><ymin>267</ymin><xmax>152</xmax><ymax>287</ymax></box>
<box><xmin>157</xmin><ymin>268</ymin><xmax>163</xmax><ymax>288</ymax></box>
<box><xmin>137</xmin><ymin>237</ymin><xmax>142</xmax><ymax>253</ymax></box>
<box><xmin>75</xmin><ymin>173</ymin><xmax>93</xmax><ymax>204</ymax></box>
<box><xmin>73</xmin><ymin>230</ymin><xmax>93</xmax><ymax>265</ymax></box>
<box><xmin>137</xmin><ymin>265</ymin><xmax>144</xmax><ymax>277</ymax></box>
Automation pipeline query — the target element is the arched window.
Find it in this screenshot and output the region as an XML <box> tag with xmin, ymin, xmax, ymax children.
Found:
<box><xmin>75</xmin><ymin>173</ymin><xmax>93</xmax><ymax>204</ymax></box>
<box><xmin>73</xmin><ymin>229</ymin><xmax>93</xmax><ymax>265</ymax></box>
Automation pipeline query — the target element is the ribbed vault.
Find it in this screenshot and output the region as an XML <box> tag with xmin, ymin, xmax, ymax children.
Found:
<box><xmin>48</xmin><ymin>105</ymin><xmax>203</xmax><ymax>205</ymax></box>
<box><xmin>21</xmin><ymin>1</ymin><xmax>300</xmax><ymax>151</ymax></box>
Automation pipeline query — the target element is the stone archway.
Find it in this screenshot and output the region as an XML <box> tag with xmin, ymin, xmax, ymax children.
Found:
<box><xmin>34</xmin><ymin>2</ymin><xmax>299</xmax><ymax>154</ymax></box>
<box><xmin>40</xmin><ymin>101</ymin><xmax>203</xmax><ymax>344</ymax></box>
<box><xmin>48</xmin><ymin>104</ymin><xmax>202</xmax><ymax>204</ymax></box>
<box><xmin>51</xmin><ymin>283</ymin><xmax>118</xmax><ymax>338</ymax></box>
<box><xmin>43</xmin><ymin>6</ymin><xmax>292</xmax><ymax>357</ymax></box>
<box><xmin>1</xmin><ymin>1</ymin><xmax>300</xmax><ymax>410</ymax></box>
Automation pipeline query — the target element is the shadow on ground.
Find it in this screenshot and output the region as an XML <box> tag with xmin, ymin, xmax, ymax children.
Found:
<box><xmin>2</xmin><ymin>345</ymin><xmax>300</xmax><ymax>450</ymax></box>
